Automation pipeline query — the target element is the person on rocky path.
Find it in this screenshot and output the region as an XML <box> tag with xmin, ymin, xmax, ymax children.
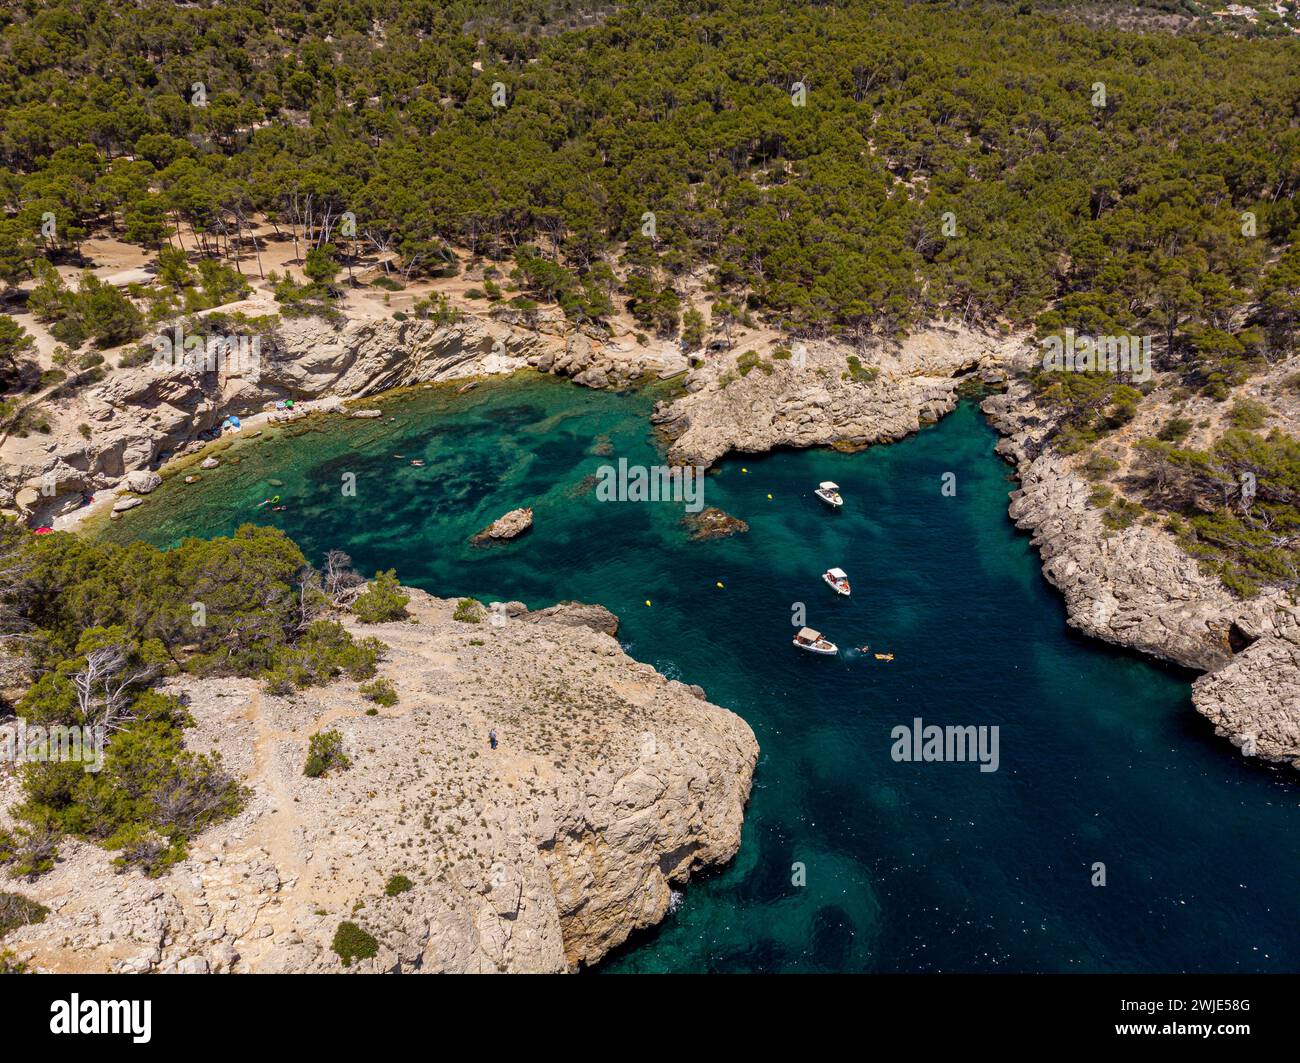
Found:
<box><xmin>488</xmin><ymin>729</ymin><xmax>498</xmax><ymax>750</ymax></box>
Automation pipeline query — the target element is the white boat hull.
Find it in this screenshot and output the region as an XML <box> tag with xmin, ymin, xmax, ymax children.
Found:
<box><xmin>793</xmin><ymin>639</ymin><xmax>838</xmax><ymax>655</ymax></box>
<box><xmin>822</xmin><ymin>575</ymin><xmax>850</xmax><ymax>596</ymax></box>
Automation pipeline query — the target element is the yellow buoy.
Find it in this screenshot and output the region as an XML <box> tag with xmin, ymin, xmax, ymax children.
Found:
<box><xmin>716</xmin><ymin>581</ymin><xmax>724</xmax><ymax>589</ymax></box>
<box><xmin>741</xmin><ymin>467</ymin><xmax>748</xmax><ymax>473</ymax></box>
<box><xmin>767</xmin><ymin>493</ymin><xmax>773</xmax><ymax>500</ymax></box>
<box><xmin>645</xmin><ymin>600</ymin><xmax>652</xmax><ymax>607</ymax></box>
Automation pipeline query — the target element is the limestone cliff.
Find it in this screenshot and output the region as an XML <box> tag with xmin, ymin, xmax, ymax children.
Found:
<box><xmin>1</xmin><ymin>314</ymin><xmax>548</xmax><ymax>525</ymax></box>
<box><xmin>0</xmin><ymin>590</ymin><xmax>759</xmax><ymax>972</ymax></box>
<box><xmin>649</xmin><ymin>325</ymin><xmax>1017</xmax><ymax>468</ymax></box>
<box><xmin>982</xmin><ymin>381</ymin><xmax>1300</xmax><ymax>769</ymax></box>
<box><xmin>1</xmin><ymin>311</ymin><xmax>697</xmax><ymax>527</ymax></box>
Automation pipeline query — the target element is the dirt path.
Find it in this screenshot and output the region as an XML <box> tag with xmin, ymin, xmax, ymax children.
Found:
<box><xmin>242</xmin><ymin>688</ymin><xmax>312</xmax><ymax>889</ymax></box>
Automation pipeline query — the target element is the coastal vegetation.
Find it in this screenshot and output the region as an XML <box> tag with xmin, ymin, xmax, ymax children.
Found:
<box><xmin>0</xmin><ymin>890</ymin><xmax>47</xmax><ymax>937</ymax></box>
<box><xmin>303</xmin><ymin>729</ymin><xmax>351</xmax><ymax>779</ymax></box>
<box><xmin>384</xmin><ymin>873</ymin><xmax>414</xmax><ymax>897</ymax></box>
<box><xmin>0</xmin><ymin>521</ymin><xmax>407</xmax><ymax>877</ymax></box>
<box><xmin>0</xmin><ymin>0</ymin><xmax>1293</xmax><ymax>601</ymax></box>
<box><xmin>453</xmin><ymin>598</ymin><xmax>484</xmax><ymax>624</ymax></box>
<box><xmin>352</xmin><ymin>570</ymin><xmax>411</xmax><ymax>624</ymax></box>
<box><xmin>1134</xmin><ymin>429</ymin><xmax>1300</xmax><ymax>596</ymax></box>
<box><xmin>360</xmin><ymin>677</ymin><xmax>399</xmax><ymax>707</ymax></box>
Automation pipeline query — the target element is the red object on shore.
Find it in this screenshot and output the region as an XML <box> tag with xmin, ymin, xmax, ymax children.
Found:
<box><xmin>33</xmin><ymin>526</ymin><xmax>53</xmax><ymax>534</ymax></box>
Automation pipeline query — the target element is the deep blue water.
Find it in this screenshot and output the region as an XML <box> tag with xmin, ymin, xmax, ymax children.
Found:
<box><xmin>102</xmin><ymin>375</ymin><xmax>1299</xmax><ymax>972</ymax></box>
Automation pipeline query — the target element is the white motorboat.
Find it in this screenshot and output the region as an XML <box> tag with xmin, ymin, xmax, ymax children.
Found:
<box><xmin>793</xmin><ymin>627</ymin><xmax>838</xmax><ymax>655</ymax></box>
<box><xmin>814</xmin><ymin>481</ymin><xmax>843</xmax><ymax>508</ymax></box>
<box><xmin>822</xmin><ymin>567</ymin><xmax>851</xmax><ymax>596</ymax></box>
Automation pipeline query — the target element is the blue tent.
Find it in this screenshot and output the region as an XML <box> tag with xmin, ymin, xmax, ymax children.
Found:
<box><xmin>223</xmin><ymin>415</ymin><xmax>242</xmax><ymax>430</ymax></box>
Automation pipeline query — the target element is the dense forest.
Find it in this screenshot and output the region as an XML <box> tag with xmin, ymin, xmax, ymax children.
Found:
<box><xmin>0</xmin><ymin>0</ymin><xmax>1295</xmax><ymax>370</ymax></box>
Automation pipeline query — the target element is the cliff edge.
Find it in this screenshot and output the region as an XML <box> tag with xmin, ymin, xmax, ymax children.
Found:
<box><xmin>0</xmin><ymin>590</ymin><xmax>759</xmax><ymax>972</ymax></box>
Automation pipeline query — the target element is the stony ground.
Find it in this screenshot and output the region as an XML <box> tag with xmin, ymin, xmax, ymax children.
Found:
<box><xmin>0</xmin><ymin>590</ymin><xmax>758</xmax><ymax>972</ymax></box>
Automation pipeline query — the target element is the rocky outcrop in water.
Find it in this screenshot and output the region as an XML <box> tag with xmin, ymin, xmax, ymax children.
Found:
<box><xmin>682</xmin><ymin>507</ymin><xmax>749</xmax><ymax>541</ymax></box>
<box><xmin>1192</xmin><ymin>637</ymin><xmax>1300</xmax><ymax>769</ymax></box>
<box><xmin>0</xmin><ymin>589</ymin><xmax>758</xmax><ymax>972</ymax></box>
<box><xmin>470</xmin><ymin>507</ymin><xmax>533</xmax><ymax>543</ymax></box>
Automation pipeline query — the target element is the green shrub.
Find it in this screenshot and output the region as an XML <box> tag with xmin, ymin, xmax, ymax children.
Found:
<box><xmin>1088</xmin><ymin>485</ymin><xmax>1114</xmax><ymax>508</ymax></box>
<box><xmin>352</xmin><ymin>569</ymin><xmax>410</xmax><ymax>623</ymax></box>
<box><xmin>265</xmin><ymin>621</ymin><xmax>383</xmax><ymax>689</ymax></box>
<box><xmin>845</xmin><ymin>355</ymin><xmax>879</xmax><ymax>383</ymax></box>
<box><xmin>1101</xmin><ymin>496</ymin><xmax>1144</xmax><ymax>531</ymax></box>
<box><xmin>1083</xmin><ymin>452</ymin><xmax>1121</xmax><ymax>481</ymax></box>
<box><xmin>331</xmin><ymin>921</ymin><xmax>378</xmax><ymax>966</ymax></box>
<box><xmin>384</xmin><ymin>873</ymin><xmax>414</xmax><ymax>897</ymax></box>
<box><xmin>452</xmin><ymin>598</ymin><xmax>482</xmax><ymax>623</ymax></box>
<box><xmin>0</xmin><ymin>892</ymin><xmax>48</xmax><ymax>938</ymax></box>
<box><xmin>0</xmin><ymin>826</ymin><xmax>58</xmax><ymax>882</ymax></box>
<box><xmin>118</xmin><ymin>345</ymin><xmax>155</xmax><ymax>369</ymax></box>
<box><xmin>359</xmin><ymin>677</ymin><xmax>397</xmax><ymax>706</ymax></box>
<box><xmin>1157</xmin><ymin>416</ymin><xmax>1193</xmax><ymax>442</ymax></box>
<box><xmin>1228</xmin><ymin>399</ymin><xmax>1269</xmax><ymax>430</ymax></box>
<box><xmin>303</xmin><ymin>729</ymin><xmax>350</xmax><ymax>778</ymax></box>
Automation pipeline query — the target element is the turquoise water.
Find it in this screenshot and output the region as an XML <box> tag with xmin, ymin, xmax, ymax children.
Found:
<box><xmin>102</xmin><ymin>375</ymin><xmax>1299</xmax><ymax>973</ymax></box>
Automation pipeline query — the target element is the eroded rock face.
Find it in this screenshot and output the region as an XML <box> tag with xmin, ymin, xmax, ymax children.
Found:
<box><xmin>527</xmin><ymin>331</ymin><xmax>689</xmax><ymax>389</ymax></box>
<box><xmin>0</xmin><ymin>590</ymin><xmax>758</xmax><ymax>973</ymax></box>
<box><xmin>1</xmin><ymin>314</ymin><xmax>550</xmax><ymax>525</ymax></box>
<box><xmin>511</xmin><ymin>600</ymin><xmax>620</xmax><ymax>637</ymax></box>
<box><xmin>983</xmin><ymin>383</ymin><xmax>1300</xmax><ymax>768</ymax></box>
<box><xmin>1192</xmin><ymin>637</ymin><xmax>1300</xmax><ymax>769</ymax></box>
<box><xmin>651</xmin><ymin>326</ymin><xmax>1019</xmax><ymax>468</ymax></box>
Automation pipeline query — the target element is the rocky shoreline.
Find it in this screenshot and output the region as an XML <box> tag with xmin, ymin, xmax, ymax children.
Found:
<box><xmin>0</xmin><ymin>590</ymin><xmax>758</xmax><ymax>973</ymax></box>
<box><xmin>650</xmin><ymin>325</ymin><xmax>1015</xmax><ymax>468</ymax></box>
<box><xmin>3</xmin><ymin>302</ymin><xmax>1294</xmax><ymax>776</ymax></box>
<box><xmin>983</xmin><ymin>382</ymin><xmax>1299</xmax><ymax>770</ymax></box>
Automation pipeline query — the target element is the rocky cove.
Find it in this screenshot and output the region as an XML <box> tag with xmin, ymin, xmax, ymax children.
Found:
<box><xmin>2</xmin><ymin>306</ymin><xmax>1298</xmax><ymax>973</ymax></box>
<box><xmin>5</xmin><ymin>309</ymin><xmax>1294</xmax><ymax>770</ymax></box>
<box><xmin>75</xmin><ymin>380</ymin><xmax>1299</xmax><ymax>973</ymax></box>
